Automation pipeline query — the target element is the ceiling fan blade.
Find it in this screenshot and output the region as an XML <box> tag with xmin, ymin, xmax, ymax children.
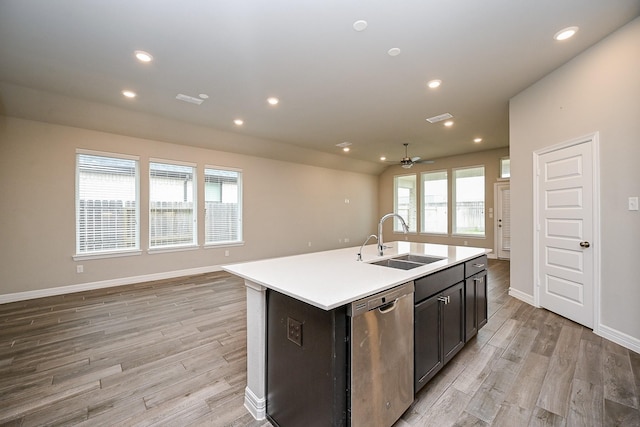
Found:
<box><xmin>415</xmin><ymin>159</ymin><xmax>435</xmax><ymax>164</ymax></box>
<box><xmin>411</xmin><ymin>156</ymin><xmax>421</xmax><ymax>162</ymax></box>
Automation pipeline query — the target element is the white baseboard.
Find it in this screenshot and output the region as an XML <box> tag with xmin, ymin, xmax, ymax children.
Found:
<box><xmin>0</xmin><ymin>265</ymin><xmax>223</xmax><ymax>304</ymax></box>
<box><xmin>244</xmin><ymin>386</ymin><xmax>266</xmax><ymax>420</ymax></box>
<box><xmin>508</xmin><ymin>287</ymin><xmax>535</xmax><ymax>306</ymax></box>
<box><xmin>596</xmin><ymin>323</ymin><xmax>640</xmax><ymax>354</ymax></box>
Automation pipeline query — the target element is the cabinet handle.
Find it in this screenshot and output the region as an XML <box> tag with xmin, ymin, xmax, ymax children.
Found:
<box><xmin>437</xmin><ymin>296</ymin><xmax>450</xmax><ymax>304</ymax></box>
<box><xmin>473</xmin><ymin>263</ymin><xmax>485</xmax><ymax>268</ymax></box>
<box><xmin>474</xmin><ymin>277</ymin><xmax>483</xmax><ymax>283</ymax></box>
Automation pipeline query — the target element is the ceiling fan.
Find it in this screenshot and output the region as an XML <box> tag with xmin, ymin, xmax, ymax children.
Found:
<box><xmin>396</xmin><ymin>143</ymin><xmax>434</xmax><ymax>168</ymax></box>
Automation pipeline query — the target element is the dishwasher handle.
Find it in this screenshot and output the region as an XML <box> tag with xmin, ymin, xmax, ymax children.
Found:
<box><xmin>378</xmin><ymin>299</ymin><xmax>398</xmax><ymax>314</ymax></box>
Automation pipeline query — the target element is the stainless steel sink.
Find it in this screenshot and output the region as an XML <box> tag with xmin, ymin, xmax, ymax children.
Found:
<box><xmin>371</xmin><ymin>254</ymin><xmax>445</xmax><ymax>270</ymax></box>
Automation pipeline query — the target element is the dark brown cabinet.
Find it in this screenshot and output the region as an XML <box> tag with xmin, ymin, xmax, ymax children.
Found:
<box><xmin>464</xmin><ymin>256</ymin><xmax>488</xmax><ymax>342</ymax></box>
<box><xmin>414</xmin><ymin>266</ymin><xmax>465</xmax><ymax>393</ymax></box>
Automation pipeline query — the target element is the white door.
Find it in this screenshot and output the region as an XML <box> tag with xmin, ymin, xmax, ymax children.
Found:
<box><xmin>536</xmin><ymin>138</ymin><xmax>596</xmax><ymax>328</ymax></box>
<box><xmin>495</xmin><ymin>183</ymin><xmax>511</xmax><ymax>259</ymax></box>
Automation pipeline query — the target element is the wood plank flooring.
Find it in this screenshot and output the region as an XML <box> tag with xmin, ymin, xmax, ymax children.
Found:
<box><xmin>0</xmin><ymin>260</ymin><xmax>638</xmax><ymax>426</ymax></box>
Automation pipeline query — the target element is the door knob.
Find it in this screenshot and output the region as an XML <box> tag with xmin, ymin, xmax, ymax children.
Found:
<box><xmin>580</xmin><ymin>241</ymin><xmax>590</xmax><ymax>248</ymax></box>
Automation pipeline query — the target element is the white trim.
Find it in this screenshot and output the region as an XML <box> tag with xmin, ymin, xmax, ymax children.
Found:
<box><xmin>149</xmin><ymin>157</ymin><xmax>197</xmax><ymax>168</ymax></box>
<box><xmin>0</xmin><ymin>265</ymin><xmax>222</xmax><ymax>304</ymax></box>
<box><xmin>76</xmin><ymin>148</ymin><xmax>139</xmax><ymax>160</ymax></box>
<box><xmin>203</xmin><ymin>241</ymin><xmax>245</xmax><ymax>249</ymax></box>
<box><xmin>532</xmin><ymin>132</ymin><xmax>601</xmax><ymax>330</ymax></box>
<box><xmin>597</xmin><ymin>323</ymin><xmax>640</xmax><ymax>354</ymax></box>
<box><xmin>508</xmin><ymin>288</ymin><xmax>535</xmax><ymax>306</ymax></box>
<box><xmin>205</xmin><ymin>164</ymin><xmax>243</xmax><ymax>173</ymax></box>
<box><xmin>147</xmin><ymin>245</ymin><xmax>199</xmax><ymax>255</ymax></box>
<box><xmin>73</xmin><ymin>249</ymin><xmax>142</xmax><ymax>261</ymax></box>
<box><xmin>487</xmin><ymin>253</ymin><xmax>498</xmax><ymax>260</ymax></box>
<box><xmin>244</xmin><ymin>386</ymin><xmax>266</xmax><ymax>420</ymax></box>
<box><xmin>494</xmin><ymin>181</ymin><xmax>510</xmax><ymax>260</ymax></box>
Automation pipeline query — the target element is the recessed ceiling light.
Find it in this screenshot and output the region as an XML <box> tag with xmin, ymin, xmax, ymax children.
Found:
<box><xmin>474</xmin><ymin>138</ymin><xmax>483</xmax><ymax>143</ymax></box>
<box><xmin>343</xmin><ymin>147</ymin><xmax>350</xmax><ymax>152</ymax></box>
<box><xmin>353</xmin><ymin>20</ymin><xmax>368</xmax><ymax>32</ymax></box>
<box><xmin>380</xmin><ymin>156</ymin><xmax>387</xmax><ymax>161</ymax></box>
<box><xmin>427</xmin><ymin>79</ymin><xmax>442</xmax><ymax>89</ymax></box>
<box><xmin>134</xmin><ymin>50</ymin><xmax>153</xmax><ymax>63</ymax></box>
<box><xmin>444</xmin><ymin>120</ymin><xmax>454</xmax><ymax>127</ymax></box>
<box><xmin>234</xmin><ymin>119</ymin><xmax>244</xmax><ymax>126</ymax></box>
<box><xmin>122</xmin><ymin>90</ymin><xmax>136</xmax><ymax>98</ymax></box>
<box><xmin>554</xmin><ymin>26</ymin><xmax>579</xmax><ymax>41</ymax></box>
<box><xmin>267</xmin><ymin>97</ymin><xmax>279</xmax><ymax>105</ymax></box>
<box><xmin>199</xmin><ymin>94</ymin><xmax>209</xmax><ymax>99</ymax></box>
<box><xmin>387</xmin><ymin>48</ymin><xmax>401</xmax><ymax>57</ymax></box>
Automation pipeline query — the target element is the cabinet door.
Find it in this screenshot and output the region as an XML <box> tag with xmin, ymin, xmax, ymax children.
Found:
<box><xmin>464</xmin><ymin>277</ymin><xmax>477</xmax><ymax>342</ymax></box>
<box><xmin>475</xmin><ymin>271</ymin><xmax>488</xmax><ymax>330</ymax></box>
<box><xmin>442</xmin><ymin>282</ymin><xmax>465</xmax><ymax>364</ymax></box>
<box><xmin>414</xmin><ymin>294</ymin><xmax>441</xmax><ymax>392</ymax></box>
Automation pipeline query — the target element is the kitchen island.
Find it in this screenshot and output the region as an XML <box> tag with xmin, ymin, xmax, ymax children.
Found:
<box><xmin>223</xmin><ymin>241</ymin><xmax>490</xmax><ymax>426</ymax></box>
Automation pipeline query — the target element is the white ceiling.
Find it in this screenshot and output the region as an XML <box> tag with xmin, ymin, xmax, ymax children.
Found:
<box><xmin>1</xmin><ymin>1</ymin><xmax>639</xmax><ymax>173</ymax></box>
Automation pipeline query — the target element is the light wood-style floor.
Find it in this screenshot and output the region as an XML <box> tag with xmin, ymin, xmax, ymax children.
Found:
<box><xmin>0</xmin><ymin>260</ymin><xmax>638</xmax><ymax>426</ymax></box>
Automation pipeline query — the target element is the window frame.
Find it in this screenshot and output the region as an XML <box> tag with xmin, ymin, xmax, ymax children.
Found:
<box><xmin>148</xmin><ymin>159</ymin><xmax>198</xmax><ymax>252</ymax></box>
<box><xmin>204</xmin><ymin>165</ymin><xmax>244</xmax><ymax>247</ymax></box>
<box><xmin>500</xmin><ymin>157</ymin><xmax>511</xmax><ymax>179</ymax></box>
<box><xmin>74</xmin><ymin>149</ymin><xmax>141</xmax><ymax>260</ymax></box>
<box><xmin>393</xmin><ymin>173</ymin><xmax>417</xmax><ymax>233</ymax></box>
<box><xmin>452</xmin><ymin>165</ymin><xmax>486</xmax><ymax>238</ymax></box>
<box><xmin>420</xmin><ymin>170</ymin><xmax>449</xmax><ymax>235</ymax></box>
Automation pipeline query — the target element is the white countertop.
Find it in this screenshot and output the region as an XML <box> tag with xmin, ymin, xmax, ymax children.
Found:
<box><xmin>223</xmin><ymin>241</ymin><xmax>490</xmax><ymax>310</ymax></box>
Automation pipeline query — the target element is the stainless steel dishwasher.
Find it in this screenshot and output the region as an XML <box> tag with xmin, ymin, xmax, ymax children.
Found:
<box><xmin>348</xmin><ymin>281</ymin><xmax>414</xmax><ymax>427</ymax></box>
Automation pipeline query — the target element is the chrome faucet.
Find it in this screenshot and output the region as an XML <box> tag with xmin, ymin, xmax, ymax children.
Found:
<box><xmin>378</xmin><ymin>213</ymin><xmax>409</xmax><ymax>256</ymax></box>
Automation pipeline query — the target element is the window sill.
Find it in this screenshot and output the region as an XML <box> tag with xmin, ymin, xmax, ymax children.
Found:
<box><xmin>452</xmin><ymin>234</ymin><xmax>486</xmax><ymax>239</ymax></box>
<box><xmin>147</xmin><ymin>245</ymin><xmax>199</xmax><ymax>255</ymax></box>
<box><xmin>204</xmin><ymin>241</ymin><xmax>245</xmax><ymax>249</ymax></box>
<box><xmin>73</xmin><ymin>250</ymin><xmax>142</xmax><ymax>261</ymax></box>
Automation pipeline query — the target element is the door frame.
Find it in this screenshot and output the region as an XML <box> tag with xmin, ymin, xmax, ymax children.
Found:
<box><xmin>532</xmin><ymin>132</ymin><xmax>601</xmax><ymax>332</ymax></box>
<box><xmin>494</xmin><ymin>181</ymin><xmax>510</xmax><ymax>260</ymax></box>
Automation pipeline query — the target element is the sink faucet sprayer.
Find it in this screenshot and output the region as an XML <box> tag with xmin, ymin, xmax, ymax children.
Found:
<box><xmin>357</xmin><ymin>234</ymin><xmax>378</xmax><ymax>261</ymax></box>
<box><xmin>378</xmin><ymin>213</ymin><xmax>409</xmax><ymax>256</ymax></box>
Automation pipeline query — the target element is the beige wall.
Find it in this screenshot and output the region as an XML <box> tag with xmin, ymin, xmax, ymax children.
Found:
<box><xmin>378</xmin><ymin>147</ymin><xmax>509</xmax><ymax>251</ymax></box>
<box><xmin>0</xmin><ymin>116</ymin><xmax>378</xmax><ymax>297</ymax></box>
<box><xmin>510</xmin><ymin>18</ymin><xmax>640</xmax><ymax>346</ymax></box>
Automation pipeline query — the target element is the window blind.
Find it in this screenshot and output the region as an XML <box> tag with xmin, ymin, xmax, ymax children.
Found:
<box><xmin>393</xmin><ymin>174</ymin><xmax>417</xmax><ymax>232</ymax></box>
<box><xmin>421</xmin><ymin>171</ymin><xmax>448</xmax><ymax>234</ymax></box>
<box><xmin>76</xmin><ymin>153</ymin><xmax>139</xmax><ymax>255</ymax></box>
<box><xmin>204</xmin><ymin>167</ymin><xmax>242</xmax><ymax>244</ymax></box>
<box><xmin>149</xmin><ymin>161</ymin><xmax>196</xmax><ymax>248</ymax></box>
<box><xmin>453</xmin><ymin>166</ymin><xmax>485</xmax><ymax>236</ymax></box>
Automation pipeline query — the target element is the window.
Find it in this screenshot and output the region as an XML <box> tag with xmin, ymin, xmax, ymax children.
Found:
<box><xmin>393</xmin><ymin>174</ymin><xmax>417</xmax><ymax>232</ymax></box>
<box><xmin>500</xmin><ymin>157</ymin><xmax>511</xmax><ymax>179</ymax></box>
<box><xmin>149</xmin><ymin>161</ymin><xmax>196</xmax><ymax>249</ymax></box>
<box><xmin>205</xmin><ymin>167</ymin><xmax>242</xmax><ymax>245</ymax></box>
<box><xmin>76</xmin><ymin>151</ymin><xmax>139</xmax><ymax>256</ymax></box>
<box><xmin>453</xmin><ymin>166</ymin><xmax>485</xmax><ymax>236</ymax></box>
<box><xmin>421</xmin><ymin>171</ymin><xmax>448</xmax><ymax>234</ymax></box>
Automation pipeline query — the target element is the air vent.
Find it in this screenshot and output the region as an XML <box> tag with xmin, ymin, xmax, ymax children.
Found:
<box><xmin>176</xmin><ymin>94</ymin><xmax>204</xmax><ymax>105</ymax></box>
<box><xmin>426</xmin><ymin>112</ymin><xmax>453</xmax><ymax>123</ymax></box>
<box><xmin>336</xmin><ymin>142</ymin><xmax>352</xmax><ymax>148</ymax></box>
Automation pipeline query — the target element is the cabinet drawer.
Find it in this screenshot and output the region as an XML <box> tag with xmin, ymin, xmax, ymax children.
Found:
<box><xmin>465</xmin><ymin>255</ymin><xmax>487</xmax><ymax>278</ymax></box>
<box><xmin>415</xmin><ymin>264</ymin><xmax>464</xmax><ymax>303</ymax></box>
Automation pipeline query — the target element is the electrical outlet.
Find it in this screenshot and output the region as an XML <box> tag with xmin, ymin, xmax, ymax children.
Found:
<box><xmin>629</xmin><ymin>196</ymin><xmax>639</xmax><ymax>211</ymax></box>
<box><xmin>224</xmin><ymin>250</ymin><xmax>230</xmax><ymax>257</ymax></box>
<box><xmin>287</xmin><ymin>317</ymin><xmax>303</xmax><ymax>346</ymax></box>
<box><xmin>76</xmin><ymin>265</ymin><xmax>84</xmax><ymax>273</ymax></box>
